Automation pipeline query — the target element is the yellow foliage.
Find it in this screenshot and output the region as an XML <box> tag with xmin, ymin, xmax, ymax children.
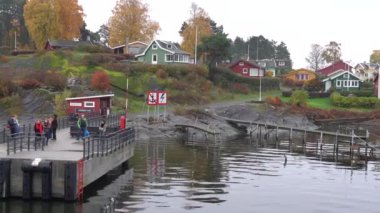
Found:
<box><xmin>108</xmin><ymin>0</ymin><xmax>160</xmax><ymax>47</ymax></box>
<box><xmin>24</xmin><ymin>0</ymin><xmax>84</xmax><ymax>49</ymax></box>
<box><xmin>265</xmin><ymin>70</ymin><xmax>273</xmax><ymax>77</ymax></box>
<box><xmin>180</xmin><ymin>3</ymin><xmax>212</xmax><ymax>56</ymax></box>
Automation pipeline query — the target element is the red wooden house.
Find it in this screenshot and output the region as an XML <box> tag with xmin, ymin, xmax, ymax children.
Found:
<box><xmin>229</xmin><ymin>59</ymin><xmax>265</xmax><ymax>77</ymax></box>
<box><xmin>317</xmin><ymin>60</ymin><xmax>352</xmax><ymax>76</ymax></box>
<box><xmin>65</xmin><ymin>94</ymin><xmax>114</xmax><ymax>116</ymax></box>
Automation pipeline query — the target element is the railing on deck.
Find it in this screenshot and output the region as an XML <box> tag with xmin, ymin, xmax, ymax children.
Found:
<box><xmin>5</xmin><ymin>133</ymin><xmax>48</xmax><ymax>155</ymax></box>
<box><xmin>83</xmin><ymin>127</ymin><xmax>135</xmax><ymax>160</ymax></box>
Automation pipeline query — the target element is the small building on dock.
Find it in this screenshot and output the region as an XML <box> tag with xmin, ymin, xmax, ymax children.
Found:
<box><xmin>66</xmin><ymin>94</ymin><xmax>114</xmax><ymax>116</ymax></box>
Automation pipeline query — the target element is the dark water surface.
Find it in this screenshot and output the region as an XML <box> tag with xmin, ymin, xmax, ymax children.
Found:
<box><xmin>1</xmin><ymin>139</ymin><xmax>380</xmax><ymax>213</ymax></box>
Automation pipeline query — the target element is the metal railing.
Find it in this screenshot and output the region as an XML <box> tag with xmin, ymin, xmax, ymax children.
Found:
<box><xmin>6</xmin><ymin>132</ymin><xmax>48</xmax><ymax>155</ymax></box>
<box><xmin>83</xmin><ymin>127</ymin><xmax>135</xmax><ymax>160</ymax></box>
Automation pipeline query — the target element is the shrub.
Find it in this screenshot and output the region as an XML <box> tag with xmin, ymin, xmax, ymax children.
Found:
<box><xmin>83</xmin><ymin>54</ymin><xmax>117</xmax><ymax>67</ymax></box>
<box><xmin>20</xmin><ymin>79</ymin><xmax>42</xmax><ymax>89</ymax></box>
<box><xmin>74</xmin><ymin>45</ymin><xmax>112</xmax><ymax>53</ymax></box>
<box><xmin>91</xmin><ymin>71</ymin><xmax>110</xmax><ymax>92</ymax></box>
<box><xmin>265</xmin><ymin>70</ymin><xmax>273</xmax><ymax>77</ymax></box>
<box><xmin>0</xmin><ymin>55</ymin><xmax>10</xmax><ymax>63</ymax></box>
<box><xmin>304</xmin><ymin>78</ymin><xmax>324</xmax><ymax>92</ymax></box>
<box><xmin>156</xmin><ymin>69</ymin><xmax>168</xmax><ymax>79</ymax></box>
<box><xmin>265</xmin><ymin>96</ymin><xmax>282</xmax><ymax>106</ymax></box>
<box><xmin>0</xmin><ymin>74</ymin><xmax>15</xmax><ymax>97</ymax></box>
<box><xmin>44</xmin><ymin>71</ymin><xmax>67</xmax><ymax>91</ymax></box>
<box><xmin>289</xmin><ymin>90</ymin><xmax>309</xmax><ymax>106</ymax></box>
<box><xmin>330</xmin><ymin>92</ymin><xmax>379</xmax><ymax>108</ymax></box>
<box><xmin>54</xmin><ymin>90</ymin><xmax>72</xmax><ymax>116</ymax></box>
<box><xmin>0</xmin><ymin>95</ymin><xmax>22</xmax><ymax>115</ymax></box>
<box><xmin>231</xmin><ymin>83</ymin><xmax>250</xmax><ymax>94</ymax></box>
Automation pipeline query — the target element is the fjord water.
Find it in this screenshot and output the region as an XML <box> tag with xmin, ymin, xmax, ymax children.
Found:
<box><xmin>86</xmin><ymin>139</ymin><xmax>380</xmax><ymax>213</ymax></box>
<box><xmin>1</xmin><ymin>139</ymin><xmax>379</xmax><ymax>213</ymax></box>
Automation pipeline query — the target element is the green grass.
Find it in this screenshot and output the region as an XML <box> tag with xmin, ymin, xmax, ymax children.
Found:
<box><xmin>218</xmin><ymin>90</ymin><xmax>282</xmax><ymax>102</ymax></box>
<box><xmin>281</xmin><ymin>96</ymin><xmax>377</xmax><ymax>112</ymax></box>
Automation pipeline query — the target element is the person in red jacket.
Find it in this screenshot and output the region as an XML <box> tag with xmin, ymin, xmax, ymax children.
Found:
<box><xmin>34</xmin><ymin>119</ymin><xmax>44</xmax><ymax>136</ymax></box>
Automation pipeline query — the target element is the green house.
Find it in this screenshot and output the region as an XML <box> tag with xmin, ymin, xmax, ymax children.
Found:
<box><xmin>135</xmin><ymin>40</ymin><xmax>191</xmax><ymax>65</ymax></box>
<box><xmin>322</xmin><ymin>69</ymin><xmax>362</xmax><ymax>92</ymax></box>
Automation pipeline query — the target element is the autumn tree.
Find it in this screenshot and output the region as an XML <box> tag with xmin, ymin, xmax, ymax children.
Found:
<box><xmin>305</xmin><ymin>44</ymin><xmax>325</xmax><ymax>71</ymax></box>
<box><xmin>0</xmin><ymin>0</ymin><xmax>31</xmax><ymax>51</ymax></box>
<box><xmin>180</xmin><ymin>3</ymin><xmax>213</xmax><ymax>57</ymax></box>
<box><xmin>370</xmin><ymin>50</ymin><xmax>380</xmax><ymax>63</ymax></box>
<box><xmin>108</xmin><ymin>0</ymin><xmax>160</xmax><ymax>47</ymax></box>
<box><xmin>321</xmin><ymin>41</ymin><xmax>341</xmax><ymax>64</ymax></box>
<box><xmin>24</xmin><ymin>0</ymin><xmax>84</xmax><ymax>49</ymax></box>
<box><xmin>91</xmin><ymin>71</ymin><xmax>110</xmax><ymax>92</ymax></box>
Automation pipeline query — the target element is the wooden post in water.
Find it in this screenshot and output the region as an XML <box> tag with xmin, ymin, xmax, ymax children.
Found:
<box><xmin>335</xmin><ymin>131</ymin><xmax>338</xmax><ymax>161</ymax></box>
<box><xmin>319</xmin><ymin>132</ymin><xmax>323</xmax><ymax>156</ymax></box>
<box><xmin>276</xmin><ymin>126</ymin><xmax>279</xmax><ymax>142</ymax></box>
<box><xmin>289</xmin><ymin>128</ymin><xmax>293</xmax><ymax>151</ymax></box>
<box><xmin>350</xmin><ymin>130</ymin><xmax>354</xmax><ymax>160</ymax></box>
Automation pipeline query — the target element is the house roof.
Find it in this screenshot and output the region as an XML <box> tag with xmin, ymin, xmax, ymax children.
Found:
<box><xmin>47</xmin><ymin>39</ymin><xmax>92</xmax><ymax>48</ymax></box>
<box><xmin>285</xmin><ymin>68</ymin><xmax>315</xmax><ymax>77</ymax></box>
<box><xmin>317</xmin><ymin>60</ymin><xmax>352</xmax><ymax>76</ymax></box>
<box><xmin>254</xmin><ymin>59</ymin><xmax>276</xmax><ymax>68</ymax></box>
<box><xmin>135</xmin><ymin>40</ymin><xmax>190</xmax><ymax>57</ymax></box>
<box><xmin>229</xmin><ymin>59</ymin><xmax>262</xmax><ymax>69</ymax></box>
<box><xmin>322</xmin><ymin>69</ymin><xmax>361</xmax><ymax>82</ymax></box>
<box><xmin>65</xmin><ymin>94</ymin><xmax>114</xmax><ymax>101</ymax></box>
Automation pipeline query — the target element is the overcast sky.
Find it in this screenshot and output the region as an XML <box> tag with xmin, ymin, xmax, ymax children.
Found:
<box><xmin>78</xmin><ymin>0</ymin><xmax>379</xmax><ymax>68</ymax></box>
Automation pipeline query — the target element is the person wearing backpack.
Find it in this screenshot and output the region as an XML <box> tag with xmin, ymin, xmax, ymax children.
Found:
<box><xmin>77</xmin><ymin>114</ymin><xmax>88</xmax><ymax>140</ymax></box>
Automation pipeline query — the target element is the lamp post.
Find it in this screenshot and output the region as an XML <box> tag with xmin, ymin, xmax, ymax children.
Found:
<box><xmin>256</xmin><ymin>37</ymin><xmax>262</xmax><ymax>101</ymax></box>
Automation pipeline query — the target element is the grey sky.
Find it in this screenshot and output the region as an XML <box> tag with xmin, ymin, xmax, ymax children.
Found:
<box><xmin>78</xmin><ymin>0</ymin><xmax>379</xmax><ymax>68</ymax></box>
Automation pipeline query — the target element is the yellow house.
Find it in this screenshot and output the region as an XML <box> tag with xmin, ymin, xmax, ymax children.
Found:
<box><xmin>283</xmin><ymin>68</ymin><xmax>317</xmax><ymax>82</ymax></box>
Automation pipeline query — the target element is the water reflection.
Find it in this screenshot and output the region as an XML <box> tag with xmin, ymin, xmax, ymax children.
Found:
<box><xmin>1</xmin><ymin>138</ymin><xmax>380</xmax><ymax>213</ymax></box>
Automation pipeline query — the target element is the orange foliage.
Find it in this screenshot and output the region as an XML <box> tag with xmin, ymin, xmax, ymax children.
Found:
<box><xmin>91</xmin><ymin>71</ymin><xmax>110</xmax><ymax>92</ymax></box>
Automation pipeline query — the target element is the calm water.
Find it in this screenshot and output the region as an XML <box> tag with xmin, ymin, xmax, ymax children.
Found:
<box><xmin>1</xmin><ymin>139</ymin><xmax>380</xmax><ymax>213</ymax></box>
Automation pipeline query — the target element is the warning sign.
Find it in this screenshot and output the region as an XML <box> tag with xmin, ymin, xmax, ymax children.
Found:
<box><xmin>147</xmin><ymin>91</ymin><xmax>157</xmax><ymax>105</ymax></box>
<box><xmin>157</xmin><ymin>91</ymin><xmax>168</xmax><ymax>105</ymax></box>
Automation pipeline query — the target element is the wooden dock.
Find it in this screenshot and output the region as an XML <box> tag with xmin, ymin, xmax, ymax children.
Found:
<box><xmin>0</xmin><ymin>115</ymin><xmax>135</xmax><ymax>201</ymax></box>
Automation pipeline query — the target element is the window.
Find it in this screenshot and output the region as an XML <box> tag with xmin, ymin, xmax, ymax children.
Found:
<box><xmin>343</xmin><ymin>80</ymin><xmax>348</xmax><ymax>87</ymax></box>
<box><xmin>343</xmin><ymin>73</ymin><xmax>349</xmax><ymax>78</ymax></box>
<box><xmin>351</xmin><ymin>81</ymin><xmax>359</xmax><ymax>87</ymax></box>
<box><xmin>152</xmin><ymin>54</ymin><xmax>157</xmax><ymax>64</ymax></box>
<box><xmin>278</xmin><ymin>61</ymin><xmax>285</xmax><ymax>66</ymax></box>
<box><xmin>167</xmin><ymin>44</ymin><xmax>172</xmax><ymax>49</ymax></box>
<box><xmin>152</xmin><ymin>44</ymin><xmax>157</xmax><ymax>49</ymax></box>
<box><xmin>84</xmin><ymin>101</ymin><xmax>95</xmax><ymax>108</ymax></box>
<box><xmin>239</xmin><ymin>62</ymin><xmax>244</xmax><ymax>66</ymax></box>
<box><xmin>165</xmin><ymin>54</ymin><xmax>173</xmax><ymax>62</ymax></box>
<box><xmin>336</xmin><ymin>80</ymin><xmax>341</xmax><ymax>87</ymax></box>
<box><xmin>242</xmin><ymin>68</ymin><xmax>248</xmax><ymax>74</ymax></box>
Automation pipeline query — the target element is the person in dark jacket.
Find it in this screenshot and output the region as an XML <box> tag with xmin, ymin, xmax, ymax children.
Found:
<box><xmin>51</xmin><ymin>114</ymin><xmax>58</xmax><ymax>140</ymax></box>
<box><xmin>7</xmin><ymin>115</ymin><xmax>20</xmax><ymax>137</ymax></box>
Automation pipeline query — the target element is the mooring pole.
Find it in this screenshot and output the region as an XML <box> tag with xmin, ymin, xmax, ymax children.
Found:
<box><xmin>276</xmin><ymin>126</ymin><xmax>279</xmax><ymax>142</ymax></box>
<box><xmin>335</xmin><ymin>131</ymin><xmax>338</xmax><ymax>160</ymax></box>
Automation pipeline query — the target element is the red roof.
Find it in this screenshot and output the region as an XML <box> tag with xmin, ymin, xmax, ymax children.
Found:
<box><xmin>317</xmin><ymin>60</ymin><xmax>352</xmax><ymax>76</ymax></box>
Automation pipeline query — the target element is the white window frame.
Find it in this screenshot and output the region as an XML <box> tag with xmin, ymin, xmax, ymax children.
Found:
<box><xmin>239</xmin><ymin>62</ymin><xmax>244</xmax><ymax>66</ymax></box>
<box><xmin>165</xmin><ymin>54</ymin><xmax>173</xmax><ymax>62</ymax></box>
<box><xmin>343</xmin><ymin>73</ymin><xmax>349</xmax><ymax>78</ymax></box>
<box><xmin>278</xmin><ymin>61</ymin><xmax>285</xmax><ymax>66</ymax></box>
<box><xmin>84</xmin><ymin>101</ymin><xmax>95</xmax><ymax>108</ymax></box>
<box><xmin>152</xmin><ymin>44</ymin><xmax>157</xmax><ymax>50</ymax></box>
<box><xmin>152</xmin><ymin>54</ymin><xmax>157</xmax><ymax>64</ymax></box>
<box><xmin>343</xmin><ymin>80</ymin><xmax>348</xmax><ymax>87</ymax></box>
<box><xmin>336</xmin><ymin>80</ymin><xmax>342</xmax><ymax>87</ymax></box>
<box><xmin>242</xmin><ymin>68</ymin><xmax>248</xmax><ymax>74</ymax></box>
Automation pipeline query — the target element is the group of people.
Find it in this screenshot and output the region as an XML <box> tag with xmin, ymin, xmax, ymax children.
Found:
<box><xmin>34</xmin><ymin>114</ymin><xmax>58</xmax><ymax>143</ymax></box>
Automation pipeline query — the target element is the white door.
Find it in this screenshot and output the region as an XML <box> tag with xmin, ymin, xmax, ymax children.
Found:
<box><xmin>152</xmin><ymin>54</ymin><xmax>158</xmax><ymax>64</ymax></box>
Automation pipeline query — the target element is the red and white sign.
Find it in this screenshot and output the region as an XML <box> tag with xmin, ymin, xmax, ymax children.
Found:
<box><xmin>147</xmin><ymin>91</ymin><xmax>157</xmax><ymax>105</ymax></box>
<box><xmin>147</xmin><ymin>91</ymin><xmax>168</xmax><ymax>106</ymax></box>
<box><xmin>157</xmin><ymin>91</ymin><xmax>168</xmax><ymax>105</ymax></box>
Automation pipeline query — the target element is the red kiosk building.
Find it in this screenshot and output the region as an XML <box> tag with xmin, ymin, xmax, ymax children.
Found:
<box><xmin>66</xmin><ymin>94</ymin><xmax>114</xmax><ymax>116</ymax></box>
